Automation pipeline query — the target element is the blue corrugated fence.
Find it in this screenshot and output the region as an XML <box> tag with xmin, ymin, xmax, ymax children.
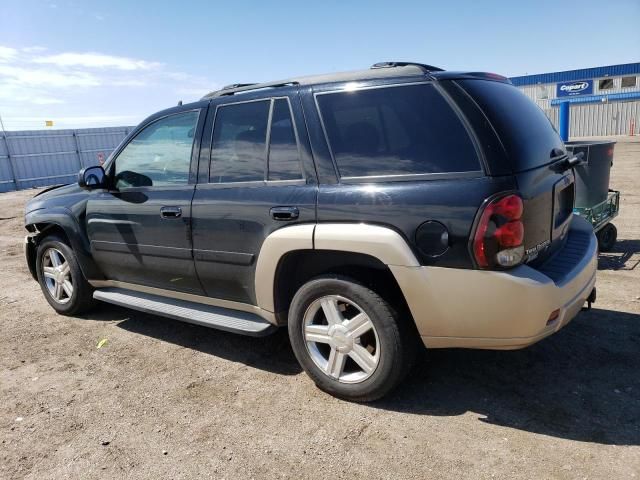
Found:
<box><xmin>0</xmin><ymin>126</ymin><xmax>133</xmax><ymax>193</ymax></box>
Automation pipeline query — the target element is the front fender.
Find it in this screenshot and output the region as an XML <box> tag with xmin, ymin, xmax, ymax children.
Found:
<box><xmin>25</xmin><ymin>207</ymin><xmax>105</xmax><ymax>281</ymax></box>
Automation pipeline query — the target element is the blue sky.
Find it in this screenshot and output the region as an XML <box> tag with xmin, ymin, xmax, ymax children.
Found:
<box><xmin>1</xmin><ymin>0</ymin><xmax>638</xmax><ymax>130</ymax></box>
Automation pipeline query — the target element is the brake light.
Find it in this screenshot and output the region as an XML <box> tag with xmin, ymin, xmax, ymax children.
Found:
<box><xmin>472</xmin><ymin>194</ymin><xmax>525</xmax><ymax>269</ymax></box>
<box><xmin>495</xmin><ymin>221</ymin><xmax>524</xmax><ymax>247</ymax></box>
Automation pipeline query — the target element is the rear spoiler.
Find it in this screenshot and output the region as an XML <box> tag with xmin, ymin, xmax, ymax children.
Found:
<box><xmin>431</xmin><ymin>71</ymin><xmax>512</xmax><ymax>84</ymax></box>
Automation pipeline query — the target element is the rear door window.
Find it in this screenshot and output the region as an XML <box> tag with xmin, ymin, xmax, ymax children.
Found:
<box><xmin>316</xmin><ymin>83</ymin><xmax>480</xmax><ymax>178</ymax></box>
<box><xmin>268</xmin><ymin>99</ymin><xmax>303</xmax><ymax>181</ymax></box>
<box><xmin>459</xmin><ymin>79</ymin><xmax>565</xmax><ymax>172</ymax></box>
<box><xmin>209</xmin><ymin>100</ymin><xmax>270</xmax><ymax>183</ymax></box>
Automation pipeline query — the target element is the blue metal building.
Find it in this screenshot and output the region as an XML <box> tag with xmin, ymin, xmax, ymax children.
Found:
<box><xmin>510</xmin><ymin>63</ymin><xmax>640</xmax><ymax>137</ymax></box>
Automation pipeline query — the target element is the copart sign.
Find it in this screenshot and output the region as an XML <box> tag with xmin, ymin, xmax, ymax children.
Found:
<box><xmin>556</xmin><ymin>80</ymin><xmax>593</xmax><ymax>97</ymax></box>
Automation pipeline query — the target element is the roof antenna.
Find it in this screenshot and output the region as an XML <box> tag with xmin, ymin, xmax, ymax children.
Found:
<box><xmin>177</xmin><ymin>100</ymin><xmax>183</xmax><ymax>106</ymax></box>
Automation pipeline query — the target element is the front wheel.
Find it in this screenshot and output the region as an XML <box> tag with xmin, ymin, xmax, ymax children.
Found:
<box><xmin>288</xmin><ymin>275</ymin><xmax>417</xmax><ymax>402</ymax></box>
<box><xmin>36</xmin><ymin>235</ymin><xmax>96</xmax><ymax>316</ymax></box>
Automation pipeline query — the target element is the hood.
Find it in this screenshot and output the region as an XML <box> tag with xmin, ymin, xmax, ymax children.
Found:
<box><xmin>33</xmin><ymin>183</ymin><xmax>69</xmax><ymax>197</ymax></box>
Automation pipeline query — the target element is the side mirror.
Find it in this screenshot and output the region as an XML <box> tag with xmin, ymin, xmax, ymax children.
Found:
<box><xmin>78</xmin><ymin>165</ymin><xmax>106</xmax><ymax>190</ymax></box>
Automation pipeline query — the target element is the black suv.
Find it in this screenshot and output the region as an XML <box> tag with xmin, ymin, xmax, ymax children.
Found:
<box><xmin>24</xmin><ymin>62</ymin><xmax>597</xmax><ymax>401</ymax></box>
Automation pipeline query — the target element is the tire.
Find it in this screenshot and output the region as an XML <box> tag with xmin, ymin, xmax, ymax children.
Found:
<box><xmin>288</xmin><ymin>275</ymin><xmax>417</xmax><ymax>402</ymax></box>
<box><xmin>597</xmin><ymin>223</ymin><xmax>617</xmax><ymax>252</ymax></box>
<box><xmin>35</xmin><ymin>235</ymin><xmax>96</xmax><ymax>316</ymax></box>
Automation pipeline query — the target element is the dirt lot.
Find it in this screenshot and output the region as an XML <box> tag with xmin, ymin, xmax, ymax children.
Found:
<box><xmin>1</xmin><ymin>138</ymin><xmax>639</xmax><ymax>480</ymax></box>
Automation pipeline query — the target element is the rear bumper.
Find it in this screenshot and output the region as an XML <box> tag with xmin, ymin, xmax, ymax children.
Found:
<box><xmin>391</xmin><ymin>215</ymin><xmax>598</xmax><ymax>349</ymax></box>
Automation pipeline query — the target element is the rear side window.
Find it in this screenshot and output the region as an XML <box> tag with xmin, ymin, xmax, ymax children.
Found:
<box><xmin>268</xmin><ymin>99</ymin><xmax>303</xmax><ymax>181</ymax></box>
<box><xmin>316</xmin><ymin>83</ymin><xmax>480</xmax><ymax>178</ymax></box>
<box><xmin>209</xmin><ymin>99</ymin><xmax>303</xmax><ymax>183</ymax></box>
<box><xmin>459</xmin><ymin>80</ymin><xmax>565</xmax><ymax>172</ymax></box>
<box><xmin>210</xmin><ymin>100</ymin><xmax>270</xmax><ymax>183</ymax></box>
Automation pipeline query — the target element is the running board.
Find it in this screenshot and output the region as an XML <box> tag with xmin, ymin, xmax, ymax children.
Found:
<box><xmin>93</xmin><ymin>288</ymin><xmax>277</xmax><ymax>337</ymax></box>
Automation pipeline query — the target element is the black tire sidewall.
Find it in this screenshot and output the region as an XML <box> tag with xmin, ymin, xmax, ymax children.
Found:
<box><xmin>288</xmin><ymin>276</ymin><xmax>408</xmax><ymax>401</ymax></box>
<box><xmin>36</xmin><ymin>236</ymin><xmax>91</xmax><ymax>315</ymax></box>
<box><xmin>597</xmin><ymin>224</ymin><xmax>617</xmax><ymax>252</ymax></box>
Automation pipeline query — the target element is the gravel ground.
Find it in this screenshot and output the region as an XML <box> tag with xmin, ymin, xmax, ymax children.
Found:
<box><xmin>1</xmin><ymin>137</ymin><xmax>639</xmax><ymax>479</ymax></box>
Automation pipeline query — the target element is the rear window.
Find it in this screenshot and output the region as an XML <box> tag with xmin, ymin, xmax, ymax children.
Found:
<box><xmin>459</xmin><ymin>80</ymin><xmax>565</xmax><ymax>172</ymax></box>
<box><xmin>316</xmin><ymin>84</ymin><xmax>480</xmax><ymax>178</ymax></box>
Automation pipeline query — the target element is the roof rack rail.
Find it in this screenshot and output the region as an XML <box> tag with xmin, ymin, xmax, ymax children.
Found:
<box><xmin>202</xmin><ymin>81</ymin><xmax>300</xmax><ymax>100</ymax></box>
<box><xmin>371</xmin><ymin>61</ymin><xmax>444</xmax><ymax>73</ymax></box>
<box><xmin>222</xmin><ymin>83</ymin><xmax>257</xmax><ymax>90</ymax></box>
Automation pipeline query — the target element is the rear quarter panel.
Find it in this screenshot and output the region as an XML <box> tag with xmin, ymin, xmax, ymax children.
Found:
<box><xmin>317</xmin><ymin>176</ymin><xmax>515</xmax><ymax>268</ymax></box>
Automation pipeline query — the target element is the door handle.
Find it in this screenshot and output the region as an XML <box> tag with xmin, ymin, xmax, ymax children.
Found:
<box><xmin>270</xmin><ymin>206</ymin><xmax>299</xmax><ymax>221</ymax></box>
<box><xmin>160</xmin><ymin>206</ymin><xmax>182</xmax><ymax>219</ymax></box>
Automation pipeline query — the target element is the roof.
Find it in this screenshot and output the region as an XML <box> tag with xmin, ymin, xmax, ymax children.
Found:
<box><xmin>201</xmin><ymin>63</ymin><xmax>436</xmax><ymax>99</ymax></box>
<box><xmin>199</xmin><ymin>63</ymin><xmax>515</xmax><ymax>100</ymax></box>
<box><xmin>510</xmin><ymin>62</ymin><xmax>640</xmax><ymax>87</ymax></box>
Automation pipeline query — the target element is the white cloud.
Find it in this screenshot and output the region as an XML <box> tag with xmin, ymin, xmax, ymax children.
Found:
<box><xmin>33</xmin><ymin>52</ymin><xmax>163</xmax><ymax>71</ymax></box>
<box><xmin>22</xmin><ymin>46</ymin><xmax>47</xmax><ymax>53</ymax></box>
<box><xmin>0</xmin><ymin>46</ymin><xmax>18</xmax><ymax>62</ymax></box>
<box><xmin>0</xmin><ymin>82</ymin><xmax>65</xmax><ymax>111</ymax></box>
<box><xmin>0</xmin><ymin>64</ymin><xmax>101</xmax><ymax>87</ymax></box>
<box><xmin>112</xmin><ymin>79</ymin><xmax>148</xmax><ymax>87</ymax></box>
<box><xmin>30</xmin><ymin>97</ymin><xmax>65</xmax><ymax>105</ymax></box>
<box><xmin>0</xmin><ymin>45</ymin><xmax>218</xmax><ymax>129</ymax></box>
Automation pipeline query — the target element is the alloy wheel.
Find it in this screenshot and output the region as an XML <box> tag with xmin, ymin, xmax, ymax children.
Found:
<box><xmin>41</xmin><ymin>247</ymin><xmax>73</xmax><ymax>304</ymax></box>
<box><xmin>303</xmin><ymin>295</ymin><xmax>380</xmax><ymax>384</ymax></box>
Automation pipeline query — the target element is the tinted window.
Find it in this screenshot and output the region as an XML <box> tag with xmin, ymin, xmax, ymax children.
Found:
<box><xmin>210</xmin><ymin>100</ymin><xmax>269</xmax><ymax>183</ymax></box>
<box><xmin>114</xmin><ymin>110</ymin><xmax>199</xmax><ymax>188</ymax></box>
<box><xmin>460</xmin><ymin>80</ymin><xmax>565</xmax><ymax>172</ymax></box>
<box><xmin>599</xmin><ymin>78</ymin><xmax>614</xmax><ymax>90</ymax></box>
<box><xmin>316</xmin><ymin>84</ymin><xmax>479</xmax><ymax>178</ymax></box>
<box><xmin>621</xmin><ymin>76</ymin><xmax>636</xmax><ymax>88</ymax></box>
<box><xmin>268</xmin><ymin>99</ymin><xmax>302</xmax><ymax>181</ymax></box>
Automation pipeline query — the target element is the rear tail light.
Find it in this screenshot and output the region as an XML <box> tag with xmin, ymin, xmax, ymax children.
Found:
<box><xmin>471</xmin><ymin>193</ymin><xmax>525</xmax><ymax>269</ymax></box>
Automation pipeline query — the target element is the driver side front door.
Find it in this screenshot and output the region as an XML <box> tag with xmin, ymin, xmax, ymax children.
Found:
<box><xmin>86</xmin><ymin>106</ymin><xmax>206</xmax><ymax>295</ymax></box>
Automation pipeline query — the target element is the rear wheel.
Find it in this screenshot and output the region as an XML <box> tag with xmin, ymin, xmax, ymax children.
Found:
<box><xmin>36</xmin><ymin>236</ymin><xmax>96</xmax><ymax>315</ymax></box>
<box><xmin>288</xmin><ymin>275</ymin><xmax>417</xmax><ymax>402</ymax></box>
<box><xmin>597</xmin><ymin>223</ymin><xmax>617</xmax><ymax>252</ymax></box>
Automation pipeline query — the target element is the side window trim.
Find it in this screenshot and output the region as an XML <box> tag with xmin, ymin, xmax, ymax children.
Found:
<box><xmin>339</xmin><ymin>170</ymin><xmax>484</xmax><ymax>184</ymax></box>
<box><xmin>106</xmin><ymin>108</ymin><xmax>202</xmax><ymax>190</ymax></box>
<box><xmin>313</xmin><ymin>81</ymin><xmax>484</xmax><ymax>182</ymax></box>
<box><xmin>206</xmin><ymin>95</ymin><xmax>305</xmax><ymax>186</ymax></box>
<box><xmin>264</xmin><ymin>98</ymin><xmax>274</xmax><ymax>181</ymax></box>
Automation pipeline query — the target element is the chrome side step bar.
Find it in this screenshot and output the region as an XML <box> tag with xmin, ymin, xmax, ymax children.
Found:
<box><xmin>93</xmin><ymin>288</ymin><xmax>277</xmax><ymax>337</ymax></box>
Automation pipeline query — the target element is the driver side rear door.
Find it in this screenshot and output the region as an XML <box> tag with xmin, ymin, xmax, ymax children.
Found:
<box><xmin>86</xmin><ymin>104</ymin><xmax>207</xmax><ymax>294</ymax></box>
